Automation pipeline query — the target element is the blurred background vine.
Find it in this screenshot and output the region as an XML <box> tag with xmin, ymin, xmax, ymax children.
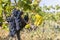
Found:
<box><xmin>0</xmin><ymin>0</ymin><xmax>60</xmax><ymax>30</ymax></box>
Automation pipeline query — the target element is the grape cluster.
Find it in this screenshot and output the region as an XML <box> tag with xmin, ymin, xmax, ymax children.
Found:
<box><xmin>7</xmin><ymin>8</ymin><xmax>29</xmax><ymax>38</ymax></box>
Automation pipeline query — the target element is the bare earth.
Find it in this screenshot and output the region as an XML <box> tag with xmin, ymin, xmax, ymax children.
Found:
<box><xmin>0</xmin><ymin>20</ymin><xmax>60</xmax><ymax>40</ymax></box>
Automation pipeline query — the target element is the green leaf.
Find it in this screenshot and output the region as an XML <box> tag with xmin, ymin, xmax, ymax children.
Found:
<box><xmin>0</xmin><ymin>5</ymin><xmax>3</xmax><ymax>16</ymax></box>
<box><xmin>2</xmin><ymin>0</ymin><xmax>8</xmax><ymax>2</ymax></box>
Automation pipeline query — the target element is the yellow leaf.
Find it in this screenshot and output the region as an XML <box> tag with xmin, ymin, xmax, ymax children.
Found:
<box><xmin>34</xmin><ymin>14</ymin><xmax>43</xmax><ymax>26</ymax></box>
<box><xmin>25</xmin><ymin>24</ymin><xmax>30</xmax><ymax>29</ymax></box>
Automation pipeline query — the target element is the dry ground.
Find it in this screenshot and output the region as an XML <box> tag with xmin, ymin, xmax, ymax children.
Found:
<box><xmin>0</xmin><ymin>20</ymin><xmax>60</xmax><ymax>40</ymax></box>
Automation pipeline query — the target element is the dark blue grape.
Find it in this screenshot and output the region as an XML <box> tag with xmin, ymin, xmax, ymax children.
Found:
<box><xmin>15</xmin><ymin>19</ymin><xmax>21</xmax><ymax>31</ymax></box>
<box><xmin>7</xmin><ymin>16</ymin><xmax>16</xmax><ymax>37</ymax></box>
<box><xmin>9</xmin><ymin>27</ymin><xmax>16</xmax><ymax>37</ymax></box>
<box><xmin>12</xmin><ymin>8</ymin><xmax>17</xmax><ymax>17</ymax></box>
